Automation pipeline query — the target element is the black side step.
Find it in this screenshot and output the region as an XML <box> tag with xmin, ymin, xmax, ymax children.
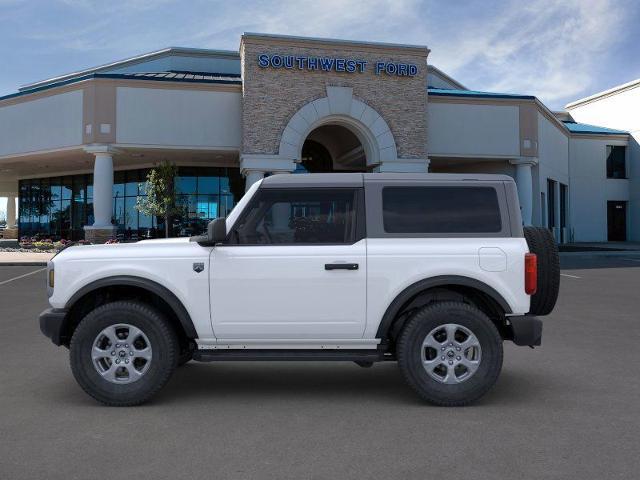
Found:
<box><xmin>193</xmin><ymin>349</ymin><xmax>385</xmax><ymax>362</ymax></box>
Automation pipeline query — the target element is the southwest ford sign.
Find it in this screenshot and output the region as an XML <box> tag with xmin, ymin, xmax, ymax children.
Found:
<box><xmin>257</xmin><ymin>54</ymin><xmax>418</xmax><ymax>77</ymax></box>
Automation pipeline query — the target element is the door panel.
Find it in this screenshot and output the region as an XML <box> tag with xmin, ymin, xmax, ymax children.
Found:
<box><xmin>209</xmin><ymin>186</ymin><xmax>366</xmax><ymax>339</ymax></box>
<box><xmin>607</xmin><ymin>201</ymin><xmax>627</xmax><ymax>241</ymax></box>
<box><xmin>210</xmin><ymin>241</ymin><xmax>367</xmax><ymax>338</ymax></box>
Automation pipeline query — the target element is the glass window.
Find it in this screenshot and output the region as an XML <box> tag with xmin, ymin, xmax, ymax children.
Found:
<box><xmin>61</xmin><ymin>177</ymin><xmax>72</xmax><ymax>200</ymax></box>
<box><xmin>606</xmin><ymin>146</ymin><xmax>626</xmax><ymax>179</ymax></box>
<box><xmin>125</xmin><ymin>170</ymin><xmax>139</xmax><ymax>196</ymax></box>
<box><xmin>382</xmin><ymin>186</ymin><xmax>501</xmax><ymax>234</ymax></box>
<box><xmin>113</xmin><ymin>171</ymin><xmax>125</xmax><ymax>199</ymax></box>
<box><xmin>114</xmin><ymin>197</ymin><xmax>125</xmax><ymax>230</ymax></box>
<box><xmin>49</xmin><ymin>178</ymin><xmax>61</xmax><ymax>202</ymax></box>
<box><xmin>124</xmin><ymin>197</ymin><xmax>139</xmax><ymax>235</ymax></box>
<box><xmin>175</xmin><ymin>175</ymin><xmax>197</xmax><ymax>194</ymax></box>
<box><xmin>87</xmin><ymin>175</ymin><xmax>94</xmax><ymax>199</ymax></box>
<box><xmin>72</xmin><ymin>175</ymin><xmax>86</xmax><ymax>202</ymax></box>
<box><xmin>547</xmin><ymin>179</ymin><xmax>556</xmax><ymax>228</ymax></box>
<box><xmin>231</xmin><ymin>189</ymin><xmax>357</xmax><ymax>245</ymax></box>
<box><xmin>17</xmin><ymin>168</ymin><xmax>241</xmax><ymax>241</ymax></box>
<box><xmin>198</xmin><ymin>176</ymin><xmax>219</xmax><ymax>195</ymax></box>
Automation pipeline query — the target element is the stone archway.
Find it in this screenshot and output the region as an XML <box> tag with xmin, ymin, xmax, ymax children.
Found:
<box><xmin>278</xmin><ymin>86</ymin><xmax>398</xmax><ymax>169</ymax></box>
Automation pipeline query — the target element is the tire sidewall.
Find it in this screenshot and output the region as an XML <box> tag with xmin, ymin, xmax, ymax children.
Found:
<box><xmin>398</xmin><ymin>303</ymin><xmax>503</xmax><ymax>404</ymax></box>
<box><xmin>70</xmin><ymin>302</ymin><xmax>177</xmax><ymax>405</ymax></box>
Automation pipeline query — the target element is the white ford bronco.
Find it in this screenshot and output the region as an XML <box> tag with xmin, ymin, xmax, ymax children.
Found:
<box><xmin>40</xmin><ymin>173</ymin><xmax>559</xmax><ymax>406</ymax></box>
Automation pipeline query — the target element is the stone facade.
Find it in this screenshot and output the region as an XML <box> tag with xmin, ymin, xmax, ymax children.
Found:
<box><xmin>240</xmin><ymin>34</ymin><xmax>429</xmax><ymax>161</ymax></box>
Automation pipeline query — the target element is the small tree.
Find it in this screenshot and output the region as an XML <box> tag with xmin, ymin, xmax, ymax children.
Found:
<box><xmin>136</xmin><ymin>161</ymin><xmax>182</xmax><ymax>238</ymax></box>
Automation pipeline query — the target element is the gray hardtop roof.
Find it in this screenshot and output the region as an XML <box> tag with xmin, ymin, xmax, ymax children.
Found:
<box><xmin>261</xmin><ymin>172</ymin><xmax>515</xmax><ymax>188</ymax></box>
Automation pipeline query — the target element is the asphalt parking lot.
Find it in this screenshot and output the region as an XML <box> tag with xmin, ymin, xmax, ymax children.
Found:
<box><xmin>1</xmin><ymin>256</ymin><xmax>640</xmax><ymax>479</ymax></box>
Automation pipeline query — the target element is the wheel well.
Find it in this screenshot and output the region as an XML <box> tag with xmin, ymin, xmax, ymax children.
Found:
<box><xmin>382</xmin><ymin>285</ymin><xmax>509</xmax><ymax>350</ymax></box>
<box><xmin>62</xmin><ymin>285</ymin><xmax>193</xmax><ymax>349</ymax></box>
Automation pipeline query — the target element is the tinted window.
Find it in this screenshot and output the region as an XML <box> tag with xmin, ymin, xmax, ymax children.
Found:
<box><xmin>232</xmin><ymin>189</ymin><xmax>358</xmax><ymax>245</ymax></box>
<box><xmin>606</xmin><ymin>145</ymin><xmax>626</xmax><ymax>179</ymax></box>
<box><xmin>382</xmin><ymin>186</ymin><xmax>501</xmax><ymax>234</ymax></box>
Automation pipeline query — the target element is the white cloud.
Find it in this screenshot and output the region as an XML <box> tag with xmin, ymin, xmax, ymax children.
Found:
<box><xmin>427</xmin><ymin>0</ymin><xmax>628</xmax><ymax>107</ymax></box>
<box><xmin>3</xmin><ymin>0</ymin><xmax>634</xmax><ymax>109</ymax></box>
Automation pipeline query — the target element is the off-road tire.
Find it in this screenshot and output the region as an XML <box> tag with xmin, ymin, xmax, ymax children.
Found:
<box><xmin>523</xmin><ymin>226</ymin><xmax>560</xmax><ymax>315</ymax></box>
<box><xmin>70</xmin><ymin>301</ymin><xmax>178</xmax><ymax>406</ymax></box>
<box><xmin>397</xmin><ymin>301</ymin><xmax>503</xmax><ymax>406</ymax></box>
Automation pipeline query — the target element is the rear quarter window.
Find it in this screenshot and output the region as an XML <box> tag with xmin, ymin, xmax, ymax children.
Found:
<box><xmin>382</xmin><ymin>186</ymin><xmax>502</xmax><ymax>234</ymax></box>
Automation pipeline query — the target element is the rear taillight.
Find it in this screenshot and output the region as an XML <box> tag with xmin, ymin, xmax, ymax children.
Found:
<box><xmin>525</xmin><ymin>253</ymin><xmax>537</xmax><ymax>295</ymax></box>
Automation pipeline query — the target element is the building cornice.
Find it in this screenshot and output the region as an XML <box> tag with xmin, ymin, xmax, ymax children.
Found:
<box><xmin>241</xmin><ymin>32</ymin><xmax>430</xmax><ymax>57</ymax></box>
<box><xmin>565</xmin><ymin>78</ymin><xmax>640</xmax><ymax>110</ymax></box>
<box><xmin>0</xmin><ymin>74</ymin><xmax>241</xmax><ymax>107</ymax></box>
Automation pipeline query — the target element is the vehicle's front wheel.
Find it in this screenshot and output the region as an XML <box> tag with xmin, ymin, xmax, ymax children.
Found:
<box><xmin>70</xmin><ymin>301</ymin><xmax>178</xmax><ymax>406</ymax></box>
<box><xmin>397</xmin><ymin>301</ymin><xmax>503</xmax><ymax>406</ymax></box>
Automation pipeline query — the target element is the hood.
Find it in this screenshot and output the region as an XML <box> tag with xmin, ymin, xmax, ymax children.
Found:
<box><xmin>53</xmin><ymin>236</ymin><xmax>206</xmax><ymax>263</ymax></box>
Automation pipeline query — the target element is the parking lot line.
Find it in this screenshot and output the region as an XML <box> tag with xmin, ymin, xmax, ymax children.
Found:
<box><xmin>0</xmin><ymin>268</ymin><xmax>46</xmax><ymax>287</ymax></box>
<box><xmin>560</xmin><ymin>273</ymin><xmax>581</xmax><ymax>278</ymax></box>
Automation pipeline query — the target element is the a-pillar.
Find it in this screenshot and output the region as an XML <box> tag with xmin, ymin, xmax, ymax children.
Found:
<box><xmin>83</xmin><ymin>145</ymin><xmax>118</xmax><ymax>243</ymax></box>
<box><xmin>509</xmin><ymin>157</ymin><xmax>538</xmax><ymax>226</ymax></box>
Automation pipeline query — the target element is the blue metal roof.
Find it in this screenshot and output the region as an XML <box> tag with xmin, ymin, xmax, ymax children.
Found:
<box><xmin>562</xmin><ymin>121</ymin><xmax>628</xmax><ymax>135</ymax></box>
<box><xmin>428</xmin><ymin>87</ymin><xmax>535</xmax><ymax>100</ymax></box>
<box><xmin>0</xmin><ymin>71</ymin><xmax>242</xmax><ymax>102</ymax></box>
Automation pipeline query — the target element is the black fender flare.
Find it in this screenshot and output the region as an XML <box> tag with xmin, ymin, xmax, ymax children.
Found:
<box><xmin>375</xmin><ymin>275</ymin><xmax>512</xmax><ymax>340</ymax></box>
<box><xmin>65</xmin><ymin>275</ymin><xmax>198</xmax><ymax>339</ymax></box>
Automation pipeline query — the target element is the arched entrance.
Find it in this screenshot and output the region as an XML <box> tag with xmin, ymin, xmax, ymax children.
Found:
<box><xmin>300</xmin><ymin>124</ymin><xmax>366</xmax><ymax>173</ymax></box>
<box><xmin>278</xmin><ymin>86</ymin><xmax>399</xmax><ymax>172</ymax></box>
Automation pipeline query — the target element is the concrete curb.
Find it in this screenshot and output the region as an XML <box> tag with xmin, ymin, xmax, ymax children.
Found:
<box><xmin>0</xmin><ymin>262</ymin><xmax>48</xmax><ymax>266</ymax></box>
<box><xmin>560</xmin><ymin>251</ymin><xmax>640</xmax><ymax>257</ymax></box>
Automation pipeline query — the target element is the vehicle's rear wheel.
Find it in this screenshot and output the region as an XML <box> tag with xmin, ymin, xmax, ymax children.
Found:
<box><xmin>70</xmin><ymin>301</ymin><xmax>178</xmax><ymax>406</ymax></box>
<box><xmin>397</xmin><ymin>302</ymin><xmax>503</xmax><ymax>406</ymax></box>
<box><xmin>523</xmin><ymin>226</ymin><xmax>560</xmax><ymax>315</ymax></box>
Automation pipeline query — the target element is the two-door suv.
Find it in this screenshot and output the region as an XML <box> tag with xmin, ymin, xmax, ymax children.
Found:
<box><xmin>40</xmin><ymin>173</ymin><xmax>559</xmax><ymax>406</ymax></box>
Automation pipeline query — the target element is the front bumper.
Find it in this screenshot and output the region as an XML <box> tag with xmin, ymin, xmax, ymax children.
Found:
<box><xmin>39</xmin><ymin>308</ymin><xmax>68</xmax><ymax>346</ymax></box>
<box><xmin>508</xmin><ymin>315</ymin><xmax>542</xmax><ymax>346</ymax></box>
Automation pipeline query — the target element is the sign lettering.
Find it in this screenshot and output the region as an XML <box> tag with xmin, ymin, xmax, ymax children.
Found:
<box><xmin>257</xmin><ymin>54</ymin><xmax>417</xmax><ymax>77</ymax></box>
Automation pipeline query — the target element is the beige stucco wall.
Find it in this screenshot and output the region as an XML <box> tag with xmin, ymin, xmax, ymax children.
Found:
<box><xmin>240</xmin><ymin>35</ymin><xmax>429</xmax><ymax>160</ymax></box>
<box><xmin>116</xmin><ymin>86</ymin><xmax>242</xmax><ymax>148</ymax></box>
<box><xmin>427</xmin><ymin>101</ymin><xmax>520</xmax><ymax>157</ymax></box>
<box><xmin>0</xmin><ymin>90</ymin><xmax>83</xmax><ymax>157</ymax></box>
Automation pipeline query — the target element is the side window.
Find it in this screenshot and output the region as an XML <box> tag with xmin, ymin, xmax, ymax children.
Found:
<box><xmin>382</xmin><ymin>186</ymin><xmax>502</xmax><ymax>234</ymax></box>
<box><xmin>606</xmin><ymin>145</ymin><xmax>626</xmax><ymax>179</ymax></box>
<box><xmin>231</xmin><ymin>189</ymin><xmax>359</xmax><ymax>245</ymax></box>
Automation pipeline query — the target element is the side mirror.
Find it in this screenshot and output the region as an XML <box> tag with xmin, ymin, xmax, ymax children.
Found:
<box><xmin>208</xmin><ymin>217</ymin><xmax>227</xmax><ymax>244</ymax></box>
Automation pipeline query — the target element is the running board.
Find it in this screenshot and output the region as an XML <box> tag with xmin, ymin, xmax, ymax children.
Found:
<box><xmin>192</xmin><ymin>349</ymin><xmax>386</xmax><ymax>362</ymax></box>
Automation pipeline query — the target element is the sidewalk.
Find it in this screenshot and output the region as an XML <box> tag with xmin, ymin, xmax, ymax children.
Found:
<box><xmin>0</xmin><ymin>252</ymin><xmax>55</xmax><ymax>266</ymax></box>
<box><xmin>560</xmin><ymin>242</ymin><xmax>640</xmax><ymax>252</ymax></box>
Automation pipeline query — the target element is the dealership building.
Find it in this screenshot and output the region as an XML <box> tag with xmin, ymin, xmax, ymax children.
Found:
<box><xmin>0</xmin><ymin>33</ymin><xmax>637</xmax><ymax>243</ymax></box>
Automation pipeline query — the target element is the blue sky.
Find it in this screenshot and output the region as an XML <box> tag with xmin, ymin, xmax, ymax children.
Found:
<box><xmin>1</xmin><ymin>0</ymin><xmax>639</xmax><ymax>109</ymax></box>
<box><xmin>1</xmin><ymin>0</ymin><xmax>640</xmax><ymax>216</ymax></box>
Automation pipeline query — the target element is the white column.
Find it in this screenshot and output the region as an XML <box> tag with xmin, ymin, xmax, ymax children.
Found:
<box><xmin>91</xmin><ymin>152</ymin><xmax>115</xmax><ymax>227</ymax></box>
<box><xmin>244</xmin><ymin>170</ymin><xmax>265</xmax><ymax>192</ymax></box>
<box><xmin>6</xmin><ymin>195</ymin><xmax>17</xmax><ymax>229</ymax></box>
<box><xmin>510</xmin><ymin>158</ymin><xmax>537</xmax><ymax>226</ymax></box>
